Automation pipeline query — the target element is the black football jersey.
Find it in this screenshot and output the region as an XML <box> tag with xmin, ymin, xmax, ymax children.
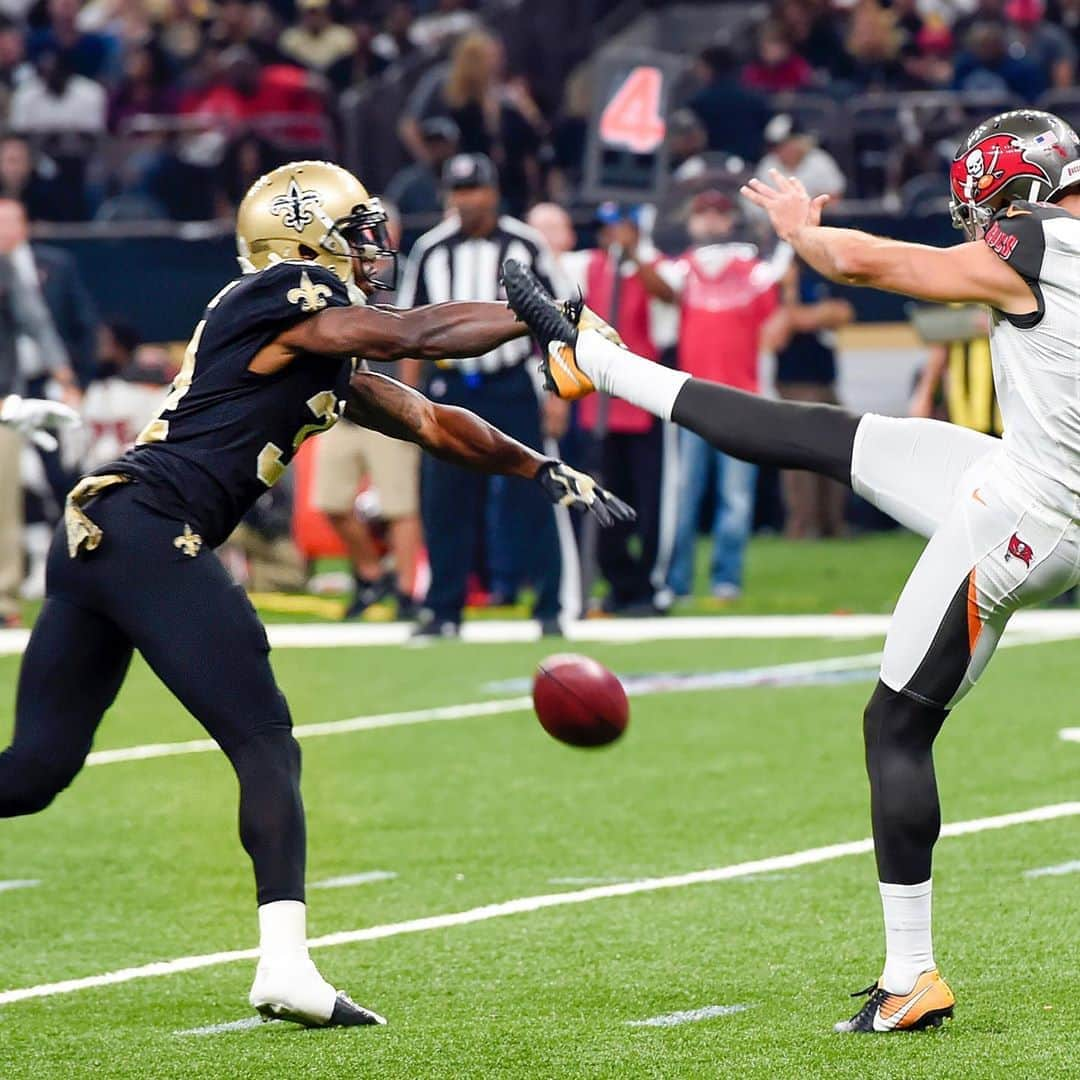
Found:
<box><xmin>97</xmin><ymin>261</ymin><xmax>353</xmax><ymax>546</ymax></box>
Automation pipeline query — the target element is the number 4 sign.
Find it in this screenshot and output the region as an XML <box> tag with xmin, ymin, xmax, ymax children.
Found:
<box><xmin>599</xmin><ymin>66</ymin><xmax>666</xmax><ymax>154</ymax></box>
<box><xmin>583</xmin><ymin>48</ymin><xmax>687</xmax><ymax>203</ymax></box>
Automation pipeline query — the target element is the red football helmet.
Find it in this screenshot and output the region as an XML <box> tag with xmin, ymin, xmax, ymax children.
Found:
<box><xmin>949</xmin><ymin>110</ymin><xmax>1080</xmax><ymax>239</ymax></box>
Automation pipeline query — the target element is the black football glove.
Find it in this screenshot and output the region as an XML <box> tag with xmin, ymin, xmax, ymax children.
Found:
<box><xmin>535</xmin><ymin>460</ymin><xmax>636</xmax><ymax>527</ymax></box>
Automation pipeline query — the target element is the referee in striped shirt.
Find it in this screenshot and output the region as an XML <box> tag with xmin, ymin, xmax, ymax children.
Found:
<box><xmin>398</xmin><ymin>153</ymin><xmax>568</xmax><ymax>637</ymax></box>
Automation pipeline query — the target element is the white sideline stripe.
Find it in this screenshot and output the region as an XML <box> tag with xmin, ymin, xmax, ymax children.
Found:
<box><xmin>310</xmin><ymin>871</ymin><xmax>398</xmax><ymax>890</ymax></box>
<box><xmin>627</xmin><ymin>1004</ymin><xmax>752</xmax><ymax>1027</ymax></box>
<box><xmin>3</xmin><ymin>609</ymin><xmax>1080</xmax><ymax>657</ymax></box>
<box><xmin>548</xmin><ymin>876</ymin><xmax>633</xmax><ymax>885</ymax></box>
<box><xmin>0</xmin><ymin>879</ymin><xmax>40</xmax><ymax>894</ymax></box>
<box><xmin>81</xmin><ymin>628</ymin><xmax>1073</xmax><ymax>770</ymax></box>
<box><xmin>1060</xmin><ymin>728</ymin><xmax>1080</xmax><ymax>743</ymax></box>
<box><xmin>2</xmin><ymin>800</ymin><xmax>1076</xmax><ymax>1009</ymax></box>
<box><xmin>84</xmin><ymin>698</ymin><xmax>533</xmax><ymax>767</ymax></box>
<box><xmin>1023</xmin><ymin>859</ymin><xmax>1080</xmax><ymax>878</ymax></box>
<box><xmin>175</xmin><ymin>1017</ymin><xmax>266</xmax><ymax>1036</ymax></box>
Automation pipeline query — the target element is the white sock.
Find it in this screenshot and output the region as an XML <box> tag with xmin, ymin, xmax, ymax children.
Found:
<box><xmin>257</xmin><ymin>899</ymin><xmax>310</xmax><ymax>968</ymax></box>
<box><xmin>575</xmin><ymin>330</ymin><xmax>690</xmax><ymax>421</ymax></box>
<box><xmin>879</xmin><ymin>879</ymin><xmax>934</xmax><ymax>994</ymax></box>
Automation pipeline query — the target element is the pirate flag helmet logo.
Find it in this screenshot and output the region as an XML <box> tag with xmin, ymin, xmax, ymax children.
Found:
<box><xmin>949</xmin><ymin>110</ymin><xmax>1080</xmax><ymax>239</ymax></box>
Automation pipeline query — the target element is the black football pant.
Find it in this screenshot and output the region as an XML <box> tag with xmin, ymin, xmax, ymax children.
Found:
<box><xmin>672</xmin><ymin>378</ymin><xmax>946</xmax><ymax>884</ymax></box>
<box><xmin>0</xmin><ymin>484</ymin><xmax>305</xmax><ymax>905</ymax></box>
<box><xmin>422</xmin><ymin>367</ymin><xmax>562</xmax><ymax>623</ymax></box>
<box><xmin>595</xmin><ymin>425</ymin><xmax>662</xmax><ymax>609</ymax></box>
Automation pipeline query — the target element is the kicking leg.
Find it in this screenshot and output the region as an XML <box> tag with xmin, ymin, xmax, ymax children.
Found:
<box><xmin>0</xmin><ymin>597</ymin><xmax>132</xmax><ymax>816</ymax></box>
<box><xmin>501</xmin><ymin>266</ymin><xmax>997</xmax><ymax>537</ymax></box>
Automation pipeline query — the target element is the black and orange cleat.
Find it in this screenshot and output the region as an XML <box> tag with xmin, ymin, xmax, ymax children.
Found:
<box><xmin>834</xmin><ymin>969</ymin><xmax>955</xmax><ymax>1033</ymax></box>
<box><xmin>502</xmin><ymin>259</ymin><xmax>595</xmax><ymax>400</ymax></box>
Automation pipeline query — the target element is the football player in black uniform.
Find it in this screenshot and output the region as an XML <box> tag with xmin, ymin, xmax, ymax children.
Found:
<box><xmin>0</xmin><ymin>161</ymin><xmax>632</xmax><ymax>1028</ymax></box>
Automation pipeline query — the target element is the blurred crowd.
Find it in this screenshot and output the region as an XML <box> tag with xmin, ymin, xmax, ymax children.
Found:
<box><xmin>6</xmin><ymin>0</ymin><xmax>1080</xmax><ymax>226</ymax></box>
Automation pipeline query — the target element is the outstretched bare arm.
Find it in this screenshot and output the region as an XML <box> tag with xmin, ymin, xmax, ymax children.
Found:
<box><xmin>344</xmin><ymin>368</ymin><xmax>544</xmax><ymax>477</ymax></box>
<box><xmin>740</xmin><ymin>169</ymin><xmax>1036</xmax><ymax>315</ymax></box>
<box><xmin>278</xmin><ymin>301</ymin><xmax>527</xmax><ymax>362</ymax></box>
<box><xmin>343</xmin><ymin>370</ymin><xmax>635</xmax><ymax>525</ymax></box>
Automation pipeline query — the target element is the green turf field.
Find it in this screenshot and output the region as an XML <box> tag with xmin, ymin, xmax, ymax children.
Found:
<box><xmin>1</xmin><ymin>625</ymin><xmax>1078</xmax><ymax>1079</ymax></box>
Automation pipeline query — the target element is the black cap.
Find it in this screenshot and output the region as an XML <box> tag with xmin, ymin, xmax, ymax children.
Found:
<box><xmin>442</xmin><ymin>153</ymin><xmax>498</xmax><ymax>191</ymax></box>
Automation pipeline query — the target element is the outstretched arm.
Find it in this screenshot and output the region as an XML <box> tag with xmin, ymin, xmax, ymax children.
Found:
<box><xmin>740</xmin><ymin>170</ymin><xmax>1036</xmax><ymax>315</ymax></box>
<box><xmin>277</xmin><ymin>301</ymin><xmax>527</xmax><ymax>362</ymax></box>
<box><xmin>344</xmin><ymin>368</ymin><xmax>544</xmax><ymax>476</ymax></box>
<box><xmin>343</xmin><ymin>370</ymin><xmax>634</xmax><ymax>525</ymax></box>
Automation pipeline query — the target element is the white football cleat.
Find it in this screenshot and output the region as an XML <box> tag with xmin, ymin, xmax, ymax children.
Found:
<box><xmin>249</xmin><ymin>957</ymin><xmax>386</xmax><ymax>1028</ymax></box>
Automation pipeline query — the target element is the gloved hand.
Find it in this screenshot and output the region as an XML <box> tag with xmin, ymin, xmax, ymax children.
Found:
<box><xmin>535</xmin><ymin>460</ymin><xmax>635</xmax><ymax>527</ymax></box>
<box><xmin>0</xmin><ymin>394</ymin><xmax>82</xmax><ymax>451</ymax></box>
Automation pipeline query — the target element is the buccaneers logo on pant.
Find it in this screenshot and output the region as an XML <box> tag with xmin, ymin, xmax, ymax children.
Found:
<box><xmin>1005</xmin><ymin>533</ymin><xmax>1034</xmax><ymax>567</ymax></box>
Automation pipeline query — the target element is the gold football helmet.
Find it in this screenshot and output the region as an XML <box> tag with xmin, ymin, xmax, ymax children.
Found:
<box><xmin>235</xmin><ymin>160</ymin><xmax>397</xmax><ymax>292</ymax></box>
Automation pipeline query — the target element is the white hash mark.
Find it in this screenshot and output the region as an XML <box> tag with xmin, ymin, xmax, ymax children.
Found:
<box><xmin>311</xmin><ymin>871</ymin><xmax>398</xmax><ymax>889</ymax></box>
<box><xmin>627</xmin><ymin>1004</ymin><xmax>752</xmax><ymax>1027</ymax></box>
<box><xmin>0</xmin><ymin>879</ymin><xmax>40</xmax><ymax>894</ymax></box>
<box><xmin>1024</xmin><ymin>860</ymin><xmax>1080</xmax><ymax>878</ymax></box>
<box><xmin>175</xmin><ymin>1017</ymin><xmax>266</xmax><ymax>1036</ymax></box>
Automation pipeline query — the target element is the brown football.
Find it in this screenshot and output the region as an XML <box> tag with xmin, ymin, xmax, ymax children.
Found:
<box><xmin>532</xmin><ymin>653</ymin><xmax>629</xmax><ymax>748</ymax></box>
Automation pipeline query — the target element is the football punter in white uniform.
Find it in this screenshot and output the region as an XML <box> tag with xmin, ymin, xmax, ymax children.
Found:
<box><xmin>502</xmin><ymin>108</ymin><xmax>1080</xmax><ymax>1033</ymax></box>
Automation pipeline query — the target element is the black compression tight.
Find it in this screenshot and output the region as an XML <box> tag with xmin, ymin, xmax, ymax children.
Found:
<box><xmin>670</xmin><ymin>378</ymin><xmax>862</xmax><ymax>485</ymax></box>
<box><xmin>863</xmin><ymin>681</ymin><xmax>948</xmax><ymax>884</ymax></box>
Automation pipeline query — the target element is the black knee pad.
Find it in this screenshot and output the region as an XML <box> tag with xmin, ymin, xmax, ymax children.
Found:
<box><xmin>0</xmin><ymin>748</ymin><xmax>79</xmax><ymax>817</ymax></box>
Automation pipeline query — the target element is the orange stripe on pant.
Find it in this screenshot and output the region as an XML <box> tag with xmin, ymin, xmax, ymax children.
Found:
<box><xmin>967</xmin><ymin>569</ymin><xmax>982</xmax><ymax>655</ymax></box>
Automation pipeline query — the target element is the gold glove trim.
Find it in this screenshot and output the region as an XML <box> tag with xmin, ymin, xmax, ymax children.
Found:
<box><xmin>64</xmin><ymin>474</ymin><xmax>131</xmax><ymax>558</ymax></box>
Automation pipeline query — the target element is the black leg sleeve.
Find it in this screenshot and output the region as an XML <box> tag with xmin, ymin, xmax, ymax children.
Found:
<box><xmin>863</xmin><ymin>680</ymin><xmax>948</xmax><ymax>885</ymax></box>
<box><xmin>227</xmin><ymin>728</ymin><xmax>307</xmax><ymax>906</ymax></box>
<box><xmin>670</xmin><ymin>378</ymin><xmax>862</xmax><ymax>486</ymax></box>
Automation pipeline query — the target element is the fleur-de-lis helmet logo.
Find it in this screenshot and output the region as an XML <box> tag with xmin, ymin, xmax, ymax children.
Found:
<box><xmin>269</xmin><ymin>178</ymin><xmax>322</xmax><ymax>233</ymax></box>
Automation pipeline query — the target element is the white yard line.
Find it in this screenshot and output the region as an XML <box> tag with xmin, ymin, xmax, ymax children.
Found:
<box><xmin>1023</xmin><ymin>860</ymin><xmax>1080</xmax><ymax>878</ymax></box>
<box><xmin>0</xmin><ymin>879</ymin><xmax>40</xmax><ymax>894</ymax></box>
<box><xmin>626</xmin><ymin>1004</ymin><xmax>752</xmax><ymax>1027</ymax></box>
<box><xmin>2</xmin><ymin>609</ymin><xmax>1080</xmax><ymax>658</ymax></box>
<box><xmin>310</xmin><ymin>871</ymin><xmax>398</xmax><ymax>890</ymax></box>
<box><xmin>547</xmin><ymin>876</ymin><xmax>633</xmax><ymax>886</ymax></box>
<box><xmin>2</xmin><ymin>800</ymin><xmax>1076</xmax><ymax>1009</ymax></box>
<box><xmin>1060</xmin><ymin>729</ymin><xmax>1080</xmax><ymax>743</ymax></box>
<box><xmin>85</xmin><ymin>698</ymin><xmax>533</xmax><ymax>767</ymax></box>
<box><xmin>81</xmin><ymin>629</ymin><xmax>1074</xmax><ymax>771</ymax></box>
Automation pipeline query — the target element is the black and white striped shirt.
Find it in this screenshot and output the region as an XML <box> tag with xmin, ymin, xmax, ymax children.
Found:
<box><xmin>396</xmin><ymin>214</ymin><xmax>566</xmax><ymax>376</ymax></box>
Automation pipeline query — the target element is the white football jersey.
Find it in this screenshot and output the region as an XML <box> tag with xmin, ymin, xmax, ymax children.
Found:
<box><xmin>985</xmin><ymin>201</ymin><xmax>1080</xmax><ymax>497</ymax></box>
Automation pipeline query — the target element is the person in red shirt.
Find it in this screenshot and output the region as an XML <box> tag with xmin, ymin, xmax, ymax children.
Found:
<box><xmin>654</xmin><ymin>191</ymin><xmax>785</xmax><ymax>600</ymax></box>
